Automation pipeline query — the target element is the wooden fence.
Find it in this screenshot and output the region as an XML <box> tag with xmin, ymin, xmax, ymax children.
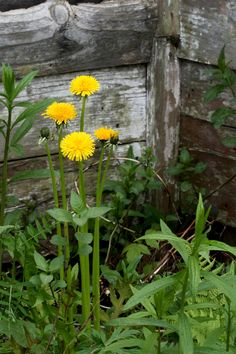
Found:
<box><xmin>0</xmin><ymin>0</ymin><xmax>236</xmax><ymax>226</ymax></box>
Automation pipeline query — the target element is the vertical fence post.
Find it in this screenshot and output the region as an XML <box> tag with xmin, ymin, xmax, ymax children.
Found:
<box><xmin>147</xmin><ymin>0</ymin><xmax>180</xmax><ymax>213</ymax></box>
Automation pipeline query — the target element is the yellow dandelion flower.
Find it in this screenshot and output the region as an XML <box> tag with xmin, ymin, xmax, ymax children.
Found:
<box><xmin>94</xmin><ymin>127</ymin><xmax>119</xmax><ymax>142</ymax></box>
<box><xmin>60</xmin><ymin>132</ymin><xmax>95</xmax><ymax>161</ymax></box>
<box><xmin>94</xmin><ymin>127</ymin><xmax>113</xmax><ymax>141</ymax></box>
<box><xmin>70</xmin><ymin>75</ymin><xmax>100</xmax><ymax>96</ymax></box>
<box><xmin>42</xmin><ymin>102</ymin><xmax>77</xmax><ymax>125</ymax></box>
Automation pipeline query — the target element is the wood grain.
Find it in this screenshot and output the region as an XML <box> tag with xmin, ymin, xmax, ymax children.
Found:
<box><xmin>0</xmin><ymin>65</ymin><xmax>147</xmax><ymax>160</ymax></box>
<box><xmin>178</xmin><ymin>0</ymin><xmax>236</xmax><ymax>69</ymax></box>
<box><xmin>0</xmin><ymin>0</ymin><xmax>157</xmax><ymax>77</ymax></box>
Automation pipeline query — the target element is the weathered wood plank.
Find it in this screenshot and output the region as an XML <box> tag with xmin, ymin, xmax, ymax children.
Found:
<box><xmin>180</xmin><ymin>61</ymin><xmax>236</xmax><ymax>127</ymax></box>
<box><xmin>180</xmin><ymin>115</ymin><xmax>236</xmax><ymax>160</ymax></box>
<box><xmin>180</xmin><ymin>115</ymin><xmax>236</xmax><ymax>226</ymax></box>
<box><xmin>0</xmin><ymin>0</ymin><xmax>157</xmax><ymax>77</ymax></box>
<box><xmin>178</xmin><ymin>0</ymin><xmax>236</xmax><ymax>69</ymax></box>
<box><xmin>0</xmin><ymin>65</ymin><xmax>147</xmax><ymax>160</ymax></box>
<box><xmin>147</xmin><ymin>38</ymin><xmax>180</xmax><ymax>211</ymax></box>
<box><xmin>6</xmin><ymin>142</ymin><xmax>145</xmax><ymax>211</ymax></box>
<box><xmin>156</xmin><ymin>0</ymin><xmax>180</xmax><ymax>40</ymax></box>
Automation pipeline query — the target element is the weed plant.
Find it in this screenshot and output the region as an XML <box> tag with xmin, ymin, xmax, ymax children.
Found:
<box><xmin>0</xmin><ymin>65</ymin><xmax>236</xmax><ymax>353</ymax></box>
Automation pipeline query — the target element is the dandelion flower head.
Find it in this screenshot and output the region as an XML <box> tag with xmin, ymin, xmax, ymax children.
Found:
<box><xmin>60</xmin><ymin>132</ymin><xmax>95</xmax><ymax>161</ymax></box>
<box><xmin>42</xmin><ymin>102</ymin><xmax>77</xmax><ymax>125</ymax></box>
<box><xmin>70</xmin><ymin>75</ymin><xmax>100</xmax><ymax>96</ymax></box>
<box><xmin>94</xmin><ymin>127</ymin><xmax>113</xmax><ymax>141</ymax></box>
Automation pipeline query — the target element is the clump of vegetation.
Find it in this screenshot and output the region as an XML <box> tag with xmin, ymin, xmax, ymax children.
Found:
<box><xmin>0</xmin><ymin>64</ymin><xmax>236</xmax><ymax>354</ymax></box>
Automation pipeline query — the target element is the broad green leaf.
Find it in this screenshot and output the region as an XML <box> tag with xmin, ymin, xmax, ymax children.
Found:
<box><xmin>9</xmin><ymin>143</ymin><xmax>24</xmax><ymax>156</ymax></box>
<box><xmin>203</xmin><ymin>84</ymin><xmax>226</xmax><ymax>102</ymax></box>
<box><xmin>73</xmin><ymin>215</ymin><xmax>88</xmax><ymax>227</ymax></box>
<box><xmin>34</xmin><ymin>250</ymin><xmax>48</xmax><ymax>272</ymax></box>
<box><xmin>100</xmin><ymin>339</ymin><xmax>143</xmax><ymax>352</ymax></box>
<box><xmin>39</xmin><ymin>273</ymin><xmax>53</xmax><ymax>285</ymax></box>
<box><xmin>177</xmin><ymin>313</ymin><xmax>193</xmax><ymax>354</ymax></box>
<box><xmin>70</xmin><ymin>191</ymin><xmax>84</xmax><ymax>213</ymax></box>
<box><xmin>12</xmin><ymin>70</ymin><xmax>37</xmax><ymax>99</ymax></box>
<box><xmin>101</xmin><ymin>265</ymin><xmax>121</xmax><ymax>284</ymax></box>
<box><xmin>12</xmin><ymin>168</ymin><xmax>59</xmax><ymax>181</ymax></box>
<box><xmin>76</xmin><ymin>232</ymin><xmax>93</xmax><ymax>244</ymax></box>
<box><xmin>180</xmin><ymin>181</ymin><xmax>192</xmax><ymax>192</ymax></box>
<box><xmin>222</xmin><ymin>136</ymin><xmax>236</xmax><ymax>148</ymax></box>
<box><xmin>211</xmin><ymin>107</ymin><xmax>235</xmax><ymax>128</ymax></box>
<box><xmin>106</xmin><ymin>317</ymin><xmax>175</xmax><ymax>330</ymax></box>
<box><xmin>11</xmin><ymin>320</ymin><xmax>28</xmax><ymax>348</ymax></box>
<box><xmin>130</xmin><ymin>284</ymin><xmax>156</xmax><ymax>316</ymax></box>
<box><xmin>180</xmin><ymin>148</ymin><xmax>192</xmax><ymax>164</ymax></box>
<box><xmin>50</xmin><ymin>235</ymin><xmax>65</xmax><ymax>246</ymax></box>
<box><xmin>206</xmin><ymin>239</ymin><xmax>236</xmax><ymax>257</ymax></box>
<box><xmin>11</xmin><ymin>98</ymin><xmax>53</xmax><ymax>128</ymax></box>
<box><xmin>10</xmin><ymin>116</ymin><xmax>34</xmax><ymax>146</ymax></box>
<box><xmin>0</xmin><ymin>225</ymin><xmax>14</xmax><ymax>235</ymax></box>
<box><xmin>85</xmin><ymin>206</ymin><xmax>111</xmax><ymax>219</ymax></box>
<box><xmin>49</xmin><ymin>255</ymin><xmax>64</xmax><ymax>273</ymax></box>
<box><xmin>47</xmin><ymin>208</ymin><xmax>73</xmax><ymax>223</ymax></box>
<box><xmin>2</xmin><ymin>64</ymin><xmax>15</xmax><ymax>100</ymax></box>
<box><xmin>123</xmin><ymin>275</ymin><xmax>176</xmax><ymax>311</ymax></box>
<box><xmin>138</xmin><ymin>223</ymin><xmax>191</xmax><ymax>264</ymax></box>
<box><xmin>78</xmin><ymin>244</ymin><xmax>92</xmax><ymax>256</ymax></box>
<box><xmin>188</xmin><ymin>256</ymin><xmax>200</xmax><ymax>294</ymax></box>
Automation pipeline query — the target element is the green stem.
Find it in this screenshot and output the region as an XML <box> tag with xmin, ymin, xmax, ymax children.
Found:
<box><xmin>45</xmin><ymin>141</ymin><xmax>64</xmax><ymax>280</ymax></box>
<box><xmin>92</xmin><ymin>145</ymin><xmax>113</xmax><ymax>330</ymax></box>
<box><xmin>92</xmin><ymin>145</ymin><xmax>105</xmax><ymax>330</ymax></box>
<box><xmin>80</xmin><ymin>97</ymin><xmax>87</xmax><ymax>132</ymax></box>
<box><xmin>78</xmin><ymin>161</ymin><xmax>90</xmax><ymax>325</ymax></box>
<box><xmin>58</xmin><ymin>127</ymin><xmax>70</xmax><ymax>272</ymax></box>
<box><xmin>226</xmin><ymin>299</ymin><xmax>231</xmax><ymax>352</ymax></box>
<box><xmin>180</xmin><ymin>269</ymin><xmax>188</xmax><ymax>312</ymax></box>
<box><xmin>0</xmin><ymin>106</ymin><xmax>12</xmax><ymax>275</ymax></box>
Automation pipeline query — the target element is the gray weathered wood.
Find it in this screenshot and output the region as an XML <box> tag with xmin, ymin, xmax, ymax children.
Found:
<box><xmin>147</xmin><ymin>38</ymin><xmax>180</xmax><ymax>211</ymax></box>
<box><xmin>0</xmin><ymin>65</ymin><xmax>147</xmax><ymax>160</ymax></box>
<box><xmin>180</xmin><ymin>61</ymin><xmax>236</xmax><ymax>128</ymax></box>
<box><xmin>178</xmin><ymin>0</ymin><xmax>236</xmax><ymax>69</ymax></box>
<box><xmin>0</xmin><ymin>0</ymin><xmax>158</xmax><ymax>77</ymax></box>
<box><xmin>6</xmin><ymin>142</ymin><xmax>145</xmax><ymax>211</ymax></box>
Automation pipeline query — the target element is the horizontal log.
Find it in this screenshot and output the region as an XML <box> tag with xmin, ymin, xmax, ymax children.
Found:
<box><xmin>0</xmin><ymin>65</ymin><xmax>147</xmax><ymax>160</ymax></box>
<box><xmin>0</xmin><ymin>0</ymin><xmax>157</xmax><ymax>76</ymax></box>
<box><xmin>180</xmin><ymin>61</ymin><xmax>236</xmax><ymax>127</ymax></box>
<box><xmin>6</xmin><ymin>141</ymin><xmax>145</xmax><ymax>211</ymax></box>
<box><xmin>178</xmin><ymin>0</ymin><xmax>236</xmax><ymax>69</ymax></box>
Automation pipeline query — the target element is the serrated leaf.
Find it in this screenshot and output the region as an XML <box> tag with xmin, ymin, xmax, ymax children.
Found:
<box><xmin>47</xmin><ymin>208</ymin><xmax>73</xmax><ymax>223</ymax></box>
<box><xmin>34</xmin><ymin>251</ymin><xmax>48</xmax><ymax>272</ymax></box>
<box><xmin>49</xmin><ymin>255</ymin><xmax>64</xmax><ymax>273</ymax></box>
<box><xmin>0</xmin><ymin>225</ymin><xmax>14</xmax><ymax>235</ymax></box>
